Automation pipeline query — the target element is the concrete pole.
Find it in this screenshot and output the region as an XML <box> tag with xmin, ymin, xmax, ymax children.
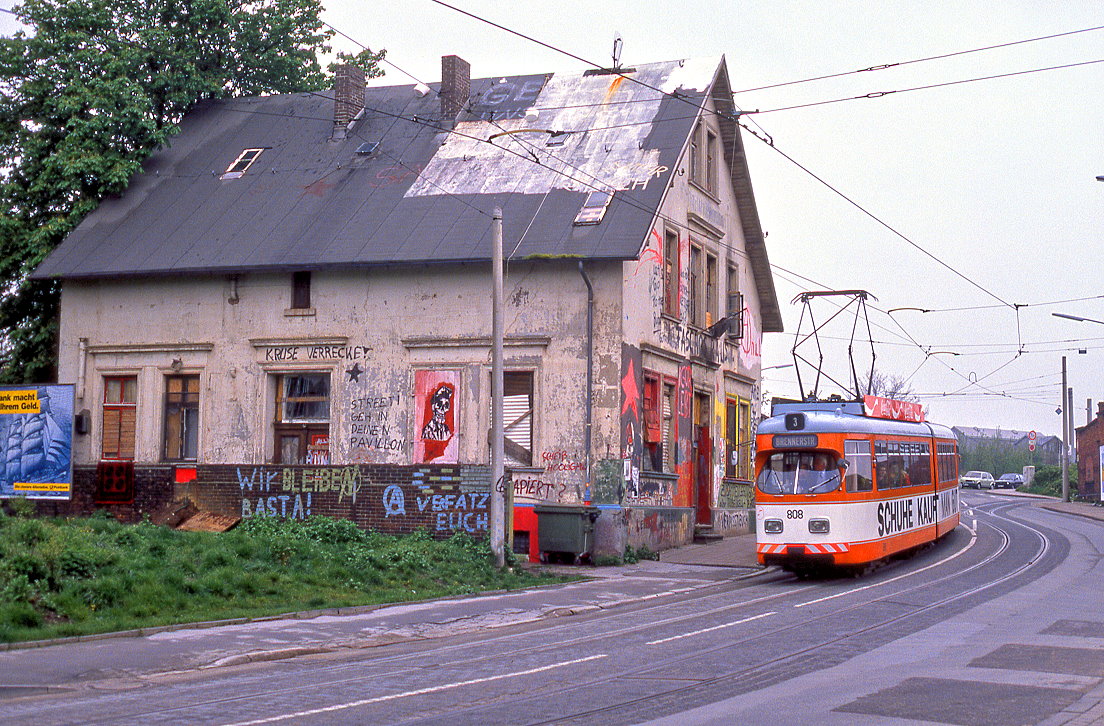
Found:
<box><xmin>1061</xmin><ymin>356</ymin><xmax>1069</xmax><ymax>502</ymax></box>
<box><xmin>491</xmin><ymin>208</ymin><xmax>506</xmax><ymax>568</ymax></box>
<box><xmin>1067</xmin><ymin>386</ymin><xmax>1075</xmax><ymax>501</ymax></box>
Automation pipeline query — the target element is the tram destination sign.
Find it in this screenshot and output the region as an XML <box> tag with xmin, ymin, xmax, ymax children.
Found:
<box><xmin>773</xmin><ymin>433</ymin><xmax>817</xmax><ymax>449</ymax></box>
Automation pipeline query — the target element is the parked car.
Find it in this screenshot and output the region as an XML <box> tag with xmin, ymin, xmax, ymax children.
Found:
<box><xmin>996</xmin><ymin>473</ymin><xmax>1024</xmax><ymax>489</ymax></box>
<box><xmin>960</xmin><ymin>471</ymin><xmax>995</xmax><ymax>489</ymax></box>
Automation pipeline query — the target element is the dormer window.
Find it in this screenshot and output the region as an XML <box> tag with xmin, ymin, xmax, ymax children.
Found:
<box><xmin>221</xmin><ymin>148</ymin><xmax>264</xmax><ymax>180</ymax></box>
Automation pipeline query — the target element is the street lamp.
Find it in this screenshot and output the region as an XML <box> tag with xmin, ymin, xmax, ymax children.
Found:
<box><xmin>1053</xmin><ymin>312</ymin><xmax>1104</xmax><ymax>326</ymax></box>
<box><xmin>1052</xmin><ymin>312</ymin><xmax>1103</xmax><ymax>502</ymax></box>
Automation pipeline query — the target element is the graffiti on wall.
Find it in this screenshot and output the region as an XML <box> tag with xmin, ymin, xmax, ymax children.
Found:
<box><xmin>717</xmin><ymin>480</ymin><xmax>754</xmax><ymax>509</ymax></box>
<box><xmin>348</xmin><ymin>391</ymin><xmax>407</xmax><ymax>463</ymax></box>
<box><xmin>713</xmin><ymin>508</ymin><xmax>750</xmax><ymax>533</ymax></box>
<box><xmin>413</xmin><ymin>370</ymin><xmax>459</xmax><ymax>464</ymax></box>
<box><xmin>236</xmin><ymin>465</ymin><xmax>363</xmax><ymax>519</ymax></box>
<box><xmin>626</xmin><ymin>508</ymin><xmax>689</xmax><ymax>549</ymax></box>
<box><xmin>620</xmin><ymin>344</ymin><xmax>643</xmax><ymax>503</ymax></box>
<box><xmin>405</xmin><ymin>468</ymin><xmax>488</xmax><ymax>533</ymax></box>
<box><xmin>624</xmin><ymin>477</ymin><xmax>674</xmax><ymax>506</ymax></box>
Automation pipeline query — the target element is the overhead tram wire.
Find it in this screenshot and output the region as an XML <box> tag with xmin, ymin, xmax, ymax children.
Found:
<box><xmin>320</xmin><ymin>19</ymin><xmax>429</xmax><ymax>88</ymax></box>
<box><xmin>737</xmin><ymin>125</ymin><xmax>1017</xmax><ymax>311</ymax></box>
<box><xmin>411</xmin><ymin>2</ymin><xmax>1022</xmax><ymax>328</ymax></box>
<box><xmin>731</xmin><ymin>24</ymin><xmax>1104</xmax><ymax>94</ymax></box>
<box><xmin>746</xmin><ymin>58</ymin><xmax>1104</xmax><ymax>116</ymax></box>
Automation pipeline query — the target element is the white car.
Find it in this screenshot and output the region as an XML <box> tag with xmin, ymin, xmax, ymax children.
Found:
<box><xmin>960</xmin><ymin>471</ymin><xmax>995</xmax><ymax>489</ymax></box>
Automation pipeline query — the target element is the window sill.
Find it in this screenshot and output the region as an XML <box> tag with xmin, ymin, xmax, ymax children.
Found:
<box><xmin>284</xmin><ymin>307</ymin><xmax>316</xmax><ymax>318</ymax></box>
<box><xmin>689</xmin><ymin>179</ymin><xmax>720</xmax><ymax>203</ymax></box>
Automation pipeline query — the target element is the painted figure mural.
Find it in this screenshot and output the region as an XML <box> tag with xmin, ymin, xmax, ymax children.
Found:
<box><xmin>414</xmin><ymin>370</ymin><xmax>459</xmax><ymax>464</ymax></box>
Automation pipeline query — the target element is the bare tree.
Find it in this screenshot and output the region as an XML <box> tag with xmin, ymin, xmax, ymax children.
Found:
<box><xmin>863</xmin><ymin>371</ymin><xmax>918</xmax><ymax>402</ymax></box>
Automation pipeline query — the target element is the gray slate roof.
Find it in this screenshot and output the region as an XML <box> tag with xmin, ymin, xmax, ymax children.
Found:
<box><xmin>33</xmin><ymin>57</ymin><xmax>782</xmax><ymax>331</ymax></box>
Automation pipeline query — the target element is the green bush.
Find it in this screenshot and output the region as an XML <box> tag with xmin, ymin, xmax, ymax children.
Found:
<box><xmin>1023</xmin><ymin>466</ymin><xmax>1067</xmax><ymax>497</ymax></box>
<box><xmin>0</xmin><ymin>513</ymin><xmax>572</xmax><ymax>643</ymax></box>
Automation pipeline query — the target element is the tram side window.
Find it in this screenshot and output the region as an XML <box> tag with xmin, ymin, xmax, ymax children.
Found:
<box><xmin>937</xmin><ymin>442</ymin><xmax>958</xmax><ymax>483</ymax></box>
<box><xmin>874</xmin><ymin>440</ymin><xmax>931</xmax><ymax>489</ymax></box>
<box><xmin>844</xmin><ymin>440</ymin><xmax>873</xmax><ymax>492</ymax></box>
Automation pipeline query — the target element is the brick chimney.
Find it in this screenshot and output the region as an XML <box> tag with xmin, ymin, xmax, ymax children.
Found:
<box><xmin>1097</xmin><ymin>400</ymin><xmax>1104</xmax><ymax>421</ymax></box>
<box><xmin>440</xmin><ymin>55</ymin><xmax>470</xmax><ymax>121</ymax></box>
<box><xmin>333</xmin><ymin>64</ymin><xmax>365</xmax><ymax>140</ymax></box>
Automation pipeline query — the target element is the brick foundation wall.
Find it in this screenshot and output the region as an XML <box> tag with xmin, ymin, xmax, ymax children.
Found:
<box><xmin>33</xmin><ymin>463</ymin><xmax>494</xmax><ymax>539</ymax></box>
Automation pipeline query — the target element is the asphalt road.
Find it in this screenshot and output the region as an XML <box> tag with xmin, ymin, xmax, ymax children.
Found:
<box><xmin>2</xmin><ymin>494</ymin><xmax>1103</xmax><ymax>725</ymax></box>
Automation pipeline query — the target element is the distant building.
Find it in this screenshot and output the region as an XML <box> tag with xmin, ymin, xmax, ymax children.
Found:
<box><xmin>1075</xmin><ymin>402</ymin><xmax>1104</xmax><ymax>500</ymax></box>
<box><xmin>952</xmin><ymin>426</ymin><xmax>1061</xmax><ymax>468</ymax></box>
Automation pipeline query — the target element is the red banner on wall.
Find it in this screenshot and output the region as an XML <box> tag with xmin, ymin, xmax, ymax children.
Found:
<box><xmin>863</xmin><ymin>395</ymin><xmax>924</xmax><ymax>423</ymax></box>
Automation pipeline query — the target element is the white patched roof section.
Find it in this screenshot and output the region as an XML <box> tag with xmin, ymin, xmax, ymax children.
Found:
<box><xmin>405</xmin><ymin>58</ymin><xmax>719</xmax><ymax>199</ymax></box>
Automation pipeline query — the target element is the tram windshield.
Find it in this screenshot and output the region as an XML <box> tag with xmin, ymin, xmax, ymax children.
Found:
<box><xmin>757</xmin><ymin>451</ymin><xmax>841</xmax><ymax>495</ymax></box>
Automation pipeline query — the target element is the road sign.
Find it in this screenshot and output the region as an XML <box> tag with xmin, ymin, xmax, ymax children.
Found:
<box><xmin>1028</xmin><ymin>430</ymin><xmax>1037</xmax><ymax>441</ymax></box>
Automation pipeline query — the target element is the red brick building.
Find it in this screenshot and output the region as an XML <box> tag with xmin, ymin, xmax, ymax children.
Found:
<box><xmin>1075</xmin><ymin>402</ymin><xmax>1104</xmax><ymax>501</ymax></box>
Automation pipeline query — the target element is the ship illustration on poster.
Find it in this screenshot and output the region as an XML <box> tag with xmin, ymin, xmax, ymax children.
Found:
<box><xmin>0</xmin><ymin>384</ymin><xmax>74</xmax><ymax>500</ymax></box>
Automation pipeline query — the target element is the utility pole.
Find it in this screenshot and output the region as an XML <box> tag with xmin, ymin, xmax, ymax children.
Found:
<box><xmin>1061</xmin><ymin>356</ymin><xmax>1069</xmax><ymax>502</ymax></box>
<box><xmin>1067</xmin><ymin>386</ymin><xmax>1075</xmax><ymax>502</ymax></box>
<box><xmin>490</xmin><ymin>208</ymin><xmax>506</xmax><ymax>568</ymax></box>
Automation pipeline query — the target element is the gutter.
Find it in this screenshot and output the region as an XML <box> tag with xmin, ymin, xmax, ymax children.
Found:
<box><xmin>578</xmin><ymin>262</ymin><xmax>594</xmax><ymax>503</ymax></box>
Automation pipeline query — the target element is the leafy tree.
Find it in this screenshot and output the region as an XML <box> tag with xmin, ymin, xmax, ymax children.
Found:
<box><xmin>0</xmin><ymin>0</ymin><xmax>384</xmax><ymax>382</ymax></box>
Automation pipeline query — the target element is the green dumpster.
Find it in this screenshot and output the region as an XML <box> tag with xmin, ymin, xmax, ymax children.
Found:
<box><xmin>534</xmin><ymin>504</ymin><xmax>600</xmax><ymax>564</ymax></box>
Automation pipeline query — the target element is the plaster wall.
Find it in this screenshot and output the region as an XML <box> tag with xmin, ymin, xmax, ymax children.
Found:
<box><xmin>58</xmin><ymin>259</ymin><xmax>624</xmax><ymax>500</ymax></box>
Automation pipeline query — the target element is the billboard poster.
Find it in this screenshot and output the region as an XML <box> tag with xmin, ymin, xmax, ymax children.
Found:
<box><xmin>1099</xmin><ymin>445</ymin><xmax>1103</xmax><ymax>501</ymax></box>
<box><xmin>0</xmin><ymin>384</ymin><xmax>73</xmax><ymax>500</ymax></box>
<box><xmin>413</xmin><ymin>370</ymin><xmax>459</xmax><ymax>464</ymax></box>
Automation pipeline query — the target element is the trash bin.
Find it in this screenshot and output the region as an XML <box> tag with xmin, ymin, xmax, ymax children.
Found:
<box><xmin>534</xmin><ymin>504</ymin><xmax>600</xmax><ymax>564</ymax></box>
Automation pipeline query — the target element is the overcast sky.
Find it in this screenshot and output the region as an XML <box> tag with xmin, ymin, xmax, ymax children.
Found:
<box><xmin>4</xmin><ymin>1</ymin><xmax>1101</xmax><ymax>437</ymax></box>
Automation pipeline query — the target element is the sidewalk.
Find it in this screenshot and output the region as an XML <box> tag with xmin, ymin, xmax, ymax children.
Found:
<box><xmin>658</xmin><ymin>530</ymin><xmax>760</xmax><ymax>568</ymax></box>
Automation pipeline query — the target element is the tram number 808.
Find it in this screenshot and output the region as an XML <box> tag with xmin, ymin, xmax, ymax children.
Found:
<box><xmin>786</xmin><ymin>509</ymin><xmax>804</xmax><ymax>520</ymax></box>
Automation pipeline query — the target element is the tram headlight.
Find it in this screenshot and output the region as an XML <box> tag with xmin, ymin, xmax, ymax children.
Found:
<box><xmin>763</xmin><ymin>518</ymin><xmax>784</xmax><ymax>534</ymax></box>
<box><xmin>808</xmin><ymin>518</ymin><xmax>830</xmax><ymax>534</ymax></box>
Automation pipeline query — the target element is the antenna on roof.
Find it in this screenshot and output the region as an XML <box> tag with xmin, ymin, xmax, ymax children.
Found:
<box><xmin>612</xmin><ymin>33</ymin><xmax>623</xmax><ymax>70</ymax></box>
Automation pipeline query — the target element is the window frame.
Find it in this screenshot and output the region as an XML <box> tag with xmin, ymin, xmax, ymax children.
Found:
<box><xmin>162</xmin><ymin>374</ymin><xmax>200</xmax><ymax>462</ymax></box>
<box><xmin>221</xmin><ymin>148</ymin><xmax>264</xmax><ymax>180</ymax></box>
<box><xmin>663</xmin><ymin>228</ymin><xmax>680</xmax><ymax>318</ymax></box>
<box><xmin>272</xmin><ymin>372</ymin><xmax>331</xmax><ymax>465</ymax></box>
<box><xmin>501</xmin><ymin>370</ymin><xmax>535</xmax><ymax>467</ymax></box>
<box><xmin>689</xmin><ymin>243</ymin><xmax>703</xmax><ymax>328</ymax></box>
<box><xmin>102</xmin><ymin>375</ymin><xmax>138</xmax><ymax>460</ymax></box>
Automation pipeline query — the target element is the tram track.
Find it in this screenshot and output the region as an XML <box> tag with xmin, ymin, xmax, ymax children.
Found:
<box><xmin>21</xmin><ymin>501</ymin><xmax>1066</xmax><ymax>726</ymax></box>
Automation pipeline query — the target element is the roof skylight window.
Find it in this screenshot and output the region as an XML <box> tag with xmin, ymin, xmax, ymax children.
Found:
<box><xmin>573</xmin><ymin>190</ymin><xmax>613</xmax><ymax>226</ymax></box>
<box><xmin>221</xmin><ymin>148</ymin><xmax>264</xmax><ymax>180</ymax></box>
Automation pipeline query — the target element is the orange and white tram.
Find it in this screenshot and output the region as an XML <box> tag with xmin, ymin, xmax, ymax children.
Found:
<box><xmin>755</xmin><ymin>397</ymin><xmax>960</xmax><ymax>574</ymax></box>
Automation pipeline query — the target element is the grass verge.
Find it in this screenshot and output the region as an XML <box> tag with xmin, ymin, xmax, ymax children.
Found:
<box><xmin>0</xmin><ymin>509</ymin><xmax>573</xmax><ymax>644</ymax></box>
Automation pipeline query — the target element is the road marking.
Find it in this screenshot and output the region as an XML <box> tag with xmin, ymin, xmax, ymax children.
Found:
<box><xmin>646</xmin><ymin>611</ymin><xmax>776</xmax><ymax>645</ymax></box>
<box><xmin>793</xmin><ymin>530</ymin><xmax>979</xmax><ymax>608</ymax></box>
<box><xmin>221</xmin><ymin>654</ymin><xmax>609</xmax><ymax>725</ymax></box>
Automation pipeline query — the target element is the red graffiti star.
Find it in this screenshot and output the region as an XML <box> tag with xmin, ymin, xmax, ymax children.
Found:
<box><xmin>621</xmin><ymin>359</ymin><xmax>640</xmax><ymax>417</ymax></box>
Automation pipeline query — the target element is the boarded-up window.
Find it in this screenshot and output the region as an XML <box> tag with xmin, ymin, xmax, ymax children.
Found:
<box><xmin>102</xmin><ymin>376</ymin><xmax>137</xmax><ymax>459</ymax></box>
<box><xmin>503</xmin><ymin>372</ymin><xmax>533</xmax><ymax>467</ymax></box>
